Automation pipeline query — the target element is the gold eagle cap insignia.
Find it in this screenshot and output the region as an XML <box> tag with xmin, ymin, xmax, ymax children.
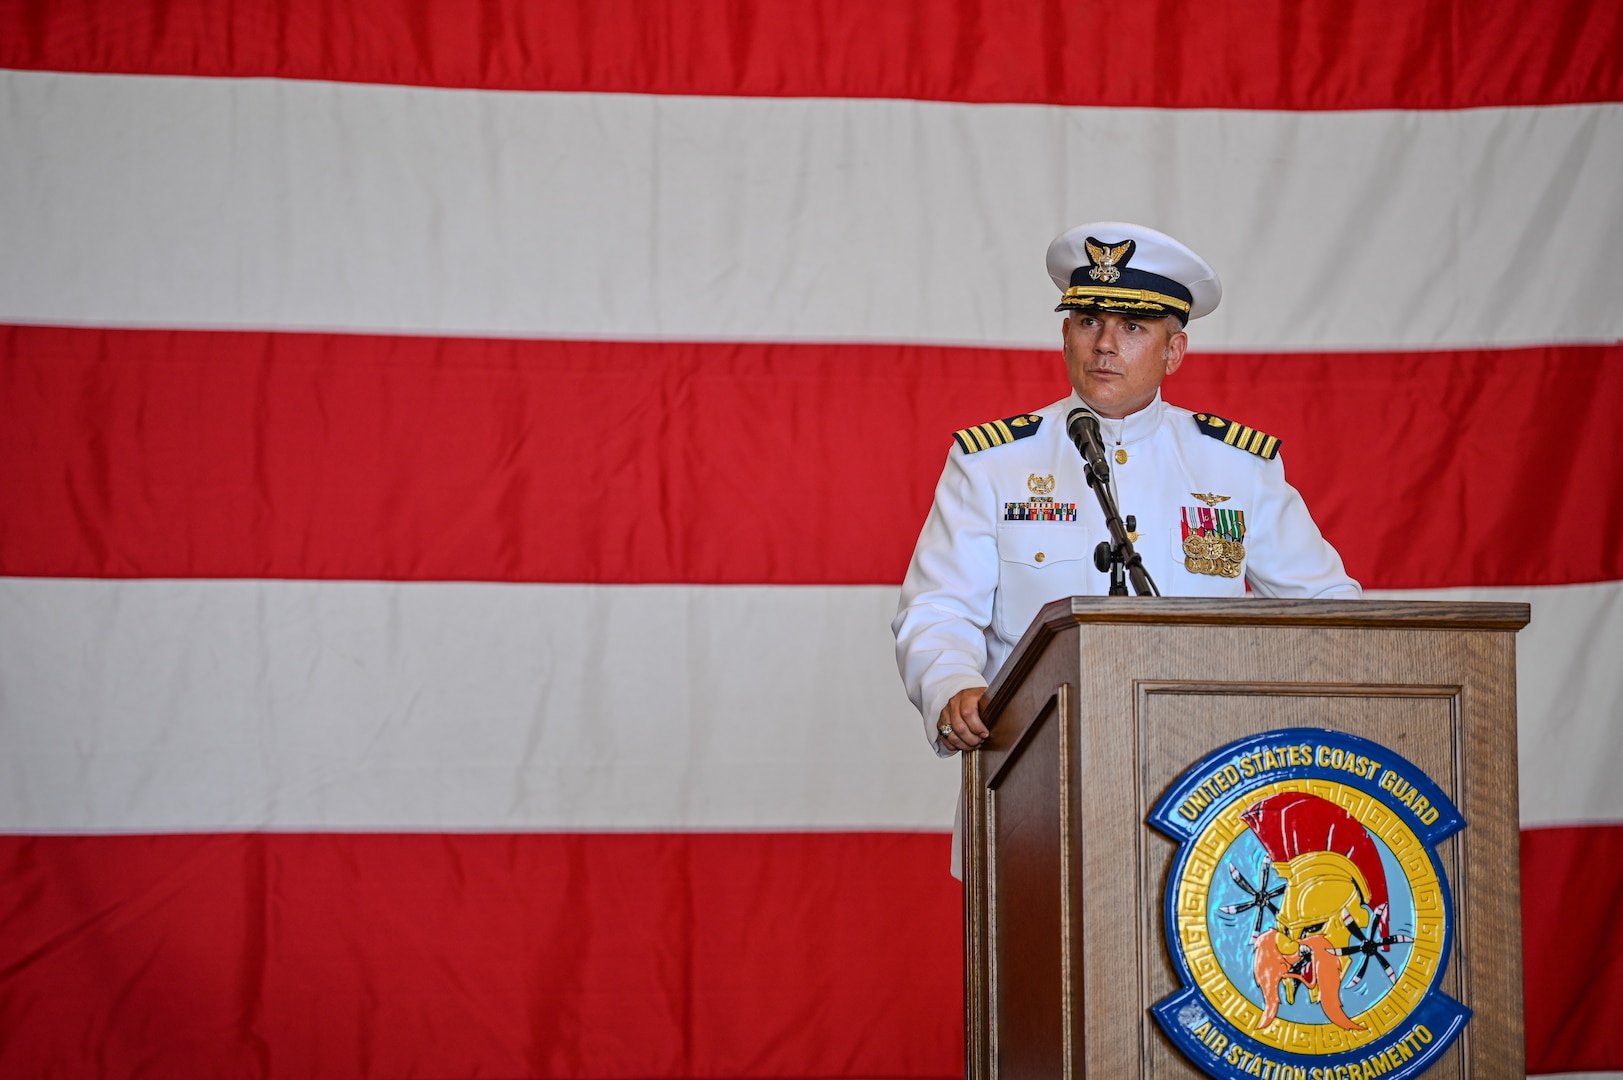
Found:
<box><xmin>1191</xmin><ymin>492</ymin><xmax>1231</xmax><ymax>507</ymax></box>
<box><xmin>1085</xmin><ymin>237</ymin><xmax>1134</xmax><ymax>284</ymax></box>
<box><xmin>1028</xmin><ymin>473</ymin><xmax>1056</xmax><ymax>496</ymax></box>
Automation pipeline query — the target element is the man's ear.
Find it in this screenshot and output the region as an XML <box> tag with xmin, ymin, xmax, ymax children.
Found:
<box><xmin>1163</xmin><ymin>325</ymin><xmax>1188</xmax><ymax>376</ymax></box>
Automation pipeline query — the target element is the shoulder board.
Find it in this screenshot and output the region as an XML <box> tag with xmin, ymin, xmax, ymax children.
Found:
<box><xmin>952</xmin><ymin>412</ymin><xmax>1044</xmax><ymax>455</ymax></box>
<box><xmin>1192</xmin><ymin>412</ymin><xmax>1281</xmax><ymax>460</ymax></box>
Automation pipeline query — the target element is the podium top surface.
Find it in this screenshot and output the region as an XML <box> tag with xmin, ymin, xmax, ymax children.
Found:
<box><xmin>1040</xmin><ymin>596</ymin><xmax>1530</xmax><ymax>631</ymax></box>
<box><xmin>987</xmin><ymin>596</ymin><xmax>1531</xmax><ymax>703</ymax></box>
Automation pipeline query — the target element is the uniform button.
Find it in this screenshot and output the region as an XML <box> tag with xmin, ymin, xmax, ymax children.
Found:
<box><xmin>1115</xmin><ymin>449</ymin><xmax>1128</xmax><ymax>465</ymax></box>
<box><xmin>1035</xmin><ymin>552</ymin><xmax>1046</xmax><ymax>563</ymax></box>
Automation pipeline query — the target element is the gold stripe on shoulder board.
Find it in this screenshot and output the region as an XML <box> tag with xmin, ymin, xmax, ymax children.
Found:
<box><xmin>1193</xmin><ymin>412</ymin><xmax>1281</xmax><ymax>461</ymax></box>
<box><xmin>951</xmin><ymin>412</ymin><xmax>1046</xmax><ymax>454</ymax></box>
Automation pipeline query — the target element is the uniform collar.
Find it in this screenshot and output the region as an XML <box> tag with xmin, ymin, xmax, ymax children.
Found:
<box><xmin>1069</xmin><ymin>390</ymin><xmax>1167</xmax><ymax>447</ymax></box>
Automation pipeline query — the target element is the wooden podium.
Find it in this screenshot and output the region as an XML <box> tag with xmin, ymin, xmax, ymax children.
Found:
<box><xmin>961</xmin><ymin>597</ymin><xmax>1530</xmax><ymax>1080</ymax></box>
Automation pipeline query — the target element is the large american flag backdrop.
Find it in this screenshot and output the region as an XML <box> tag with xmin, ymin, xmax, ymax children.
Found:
<box><xmin>1</xmin><ymin>2</ymin><xmax>1620</xmax><ymax>1077</ymax></box>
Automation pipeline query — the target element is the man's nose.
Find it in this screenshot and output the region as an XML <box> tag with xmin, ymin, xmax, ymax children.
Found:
<box><xmin>1093</xmin><ymin>325</ymin><xmax>1118</xmax><ymax>354</ymax></box>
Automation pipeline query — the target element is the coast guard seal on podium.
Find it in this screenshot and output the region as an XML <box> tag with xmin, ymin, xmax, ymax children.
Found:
<box><xmin>1151</xmin><ymin>729</ymin><xmax>1470</xmax><ymax>1080</ymax></box>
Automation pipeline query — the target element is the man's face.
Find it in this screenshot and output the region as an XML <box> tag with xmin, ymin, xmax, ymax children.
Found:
<box><xmin>1062</xmin><ymin>310</ymin><xmax>1187</xmax><ymax>419</ymax></box>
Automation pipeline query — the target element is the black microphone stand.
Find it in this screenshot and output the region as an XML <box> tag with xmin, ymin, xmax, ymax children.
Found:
<box><xmin>1079</xmin><ymin>450</ymin><xmax>1160</xmax><ymax>598</ymax></box>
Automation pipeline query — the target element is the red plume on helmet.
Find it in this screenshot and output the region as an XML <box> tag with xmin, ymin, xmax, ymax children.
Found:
<box><xmin>1240</xmin><ymin>791</ymin><xmax>1390</xmax><ymax>937</ymax></box>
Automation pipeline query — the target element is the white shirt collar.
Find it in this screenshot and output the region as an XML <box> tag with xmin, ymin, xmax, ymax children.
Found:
<box><xmin>1068</xmin><ymin>390</ymin><xmax>1167</xmax><ymax>447</ymax></box>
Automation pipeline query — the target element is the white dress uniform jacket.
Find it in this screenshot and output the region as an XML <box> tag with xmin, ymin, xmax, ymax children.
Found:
<box><xmin>893</xmin><ymin>390</ymin><xmax>1360</xmax><ymax>763</ymax></box>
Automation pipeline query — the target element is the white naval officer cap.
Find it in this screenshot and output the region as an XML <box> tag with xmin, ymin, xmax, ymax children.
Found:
<box><xmin>1046</xmin><ymin>222</ymin><xmax>1222</xmax><ymax>322</ymax></box>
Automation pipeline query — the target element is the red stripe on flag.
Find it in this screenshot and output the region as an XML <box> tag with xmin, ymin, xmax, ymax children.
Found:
<box><xmin>2</xmin><ymin>826</ymin><xmax>1616</xmax><ymax>1076</ymax></box>
<box><xmin>3</xmin><ymin>325</ymin><xmax>1621</xmax><ymax>590</ymax></box>
<box><xmin>0</xmin><ymin>832</ymin><xmax>961</xmax><ymax>1079</ymax></box>
<box><xmin>1522</xmin><ymin>823</ymin><xmax>1623</xmax><ymax>1075</ymax></box>
<box><xmin>2</xmin><ymin>0</ymin><xmax>1619</xmax><ymax>110</ymax></box>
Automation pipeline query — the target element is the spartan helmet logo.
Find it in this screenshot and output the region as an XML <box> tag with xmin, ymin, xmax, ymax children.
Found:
<box><xmin>1225</xmin><ymin>792</ymin><xmax>1414</xmax><ymax>1031</ymax></box>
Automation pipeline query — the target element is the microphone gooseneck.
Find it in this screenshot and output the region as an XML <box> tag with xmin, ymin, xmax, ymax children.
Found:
<box><xmin>1066</xmin><ymin>404</ymin><xmax>1160</xmax><ymax>597</ymax></box>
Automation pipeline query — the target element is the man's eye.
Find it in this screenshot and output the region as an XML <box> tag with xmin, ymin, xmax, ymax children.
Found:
<box><xmin>1125</xmin><ymin>322</ymin><xmax>1141</xmax><ymax>332</ymax></box>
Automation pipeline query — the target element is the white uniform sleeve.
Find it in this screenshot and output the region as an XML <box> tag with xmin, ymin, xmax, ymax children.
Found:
<box><xmin>1243</xmin><ymin>452</ymin><xmax>1362</xmax><ymax>599</ymax></box>
<box><xmin>892</xmin><ymin>445</ymin><xmax>1000</xmax><ymax>756</ymax></box>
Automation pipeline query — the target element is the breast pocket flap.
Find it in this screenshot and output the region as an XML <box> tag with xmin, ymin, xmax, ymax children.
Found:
<box><xmin>996</xmin><ymin>524</ymin><xmax>1089</xmax><ymax>569</ymax></box>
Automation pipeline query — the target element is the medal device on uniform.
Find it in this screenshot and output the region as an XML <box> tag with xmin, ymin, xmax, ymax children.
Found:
<box><xmin>1183</xmin><ymin>499</ymin><xmax>1246</xmax><ymax>578</ymax></box>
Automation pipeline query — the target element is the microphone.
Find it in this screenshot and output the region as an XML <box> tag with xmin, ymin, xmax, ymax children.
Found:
<box><xmin>1067</xmin><ymin>404</ymin><xmax>1160</xmax><ymax>596</ymax></box>
<box><xmin>1066</xmin><ymin>406</ymin><xmax>1109</xmax><ymax>474</ymax></box>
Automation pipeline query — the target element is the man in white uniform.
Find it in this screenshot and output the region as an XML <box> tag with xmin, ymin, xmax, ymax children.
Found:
<box><xmin>893</xmin><ymin>222</ymin><xmax>1360</xmax><ymax>769</ymax></box>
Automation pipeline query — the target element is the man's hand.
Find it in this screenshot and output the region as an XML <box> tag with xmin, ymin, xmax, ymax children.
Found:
<box><xmin>937</xmin><ymin>686</ymin><xmax>990</xmax><ymax>753</ymax></box>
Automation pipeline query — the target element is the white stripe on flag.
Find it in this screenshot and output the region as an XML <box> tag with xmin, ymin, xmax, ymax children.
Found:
<box><xmin>1368</xmin><ymin>583</ymin><xmax>1623</xmax><ymax>828</ymax></box>
<box><xmin>0</xmin><ymin>578</ymin><xmax>951</xmax><ymax>833</ymax></box>
<box><xmin>3</xmin><ymin>577</ymin><xmax>1618</xmax><ymax>833</ymax></box>
<box><xmin>2</xmin><ymin>71</ymin><xmax>1620</xmax><ymax>350</ymax></box>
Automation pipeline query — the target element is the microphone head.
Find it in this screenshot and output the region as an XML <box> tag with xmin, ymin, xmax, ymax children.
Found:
<box><xmin>1067</xmin><ymin>406</ymin><xmax>1100</xmax><ymax>437</ymax></box>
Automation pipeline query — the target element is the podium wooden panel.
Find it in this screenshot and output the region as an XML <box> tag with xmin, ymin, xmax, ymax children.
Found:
<box><xmin>961</xmin><ymin>598</ymin><xmax>1529</xmax><ymax>1080</ymax></box>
